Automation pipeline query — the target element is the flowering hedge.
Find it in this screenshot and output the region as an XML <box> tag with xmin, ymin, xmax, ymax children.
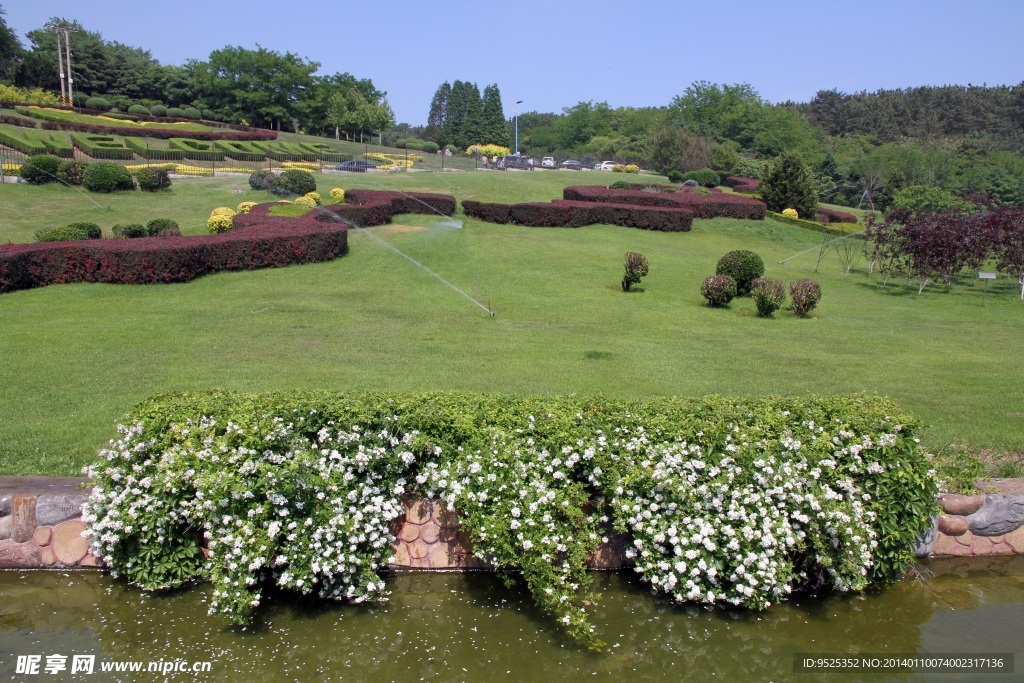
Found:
<box><xmin>563</xmin><ymin>186</ymin><xmax>767</xmax><ymax>220</ymax></box>
<box><xmin>0</xmin><ymin>203</ymin><xmax>347</xmax><ymax>294</ymax></box>
<box><xmin>83</xmin><ymin>390</ymin><xmax>938</xmax><ymax>647</ymax></box>
<box><xmin>463</xmin><ymin>199</ymin><xmax>694</xmax><ymax>231</ymax></box>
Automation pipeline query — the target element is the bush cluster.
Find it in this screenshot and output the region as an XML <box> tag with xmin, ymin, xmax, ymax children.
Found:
<box><xmin>790</xmin><ymin>279</ymin><xmax>822</xmax><ymax>317</ymax></box>
<box><xmin>715</xmin><ymin>250</ymin><xmax>765</xmax><ymax>295</ymax></box>
<box><xmin>726</xmin><ymin>176</ymin><xmax>760</xmax><ymax>193</ymax></box>
<box><xmin>462</xmin><ymin>200</ymin><xmax>694</xmax><ymax>232</ymax></box>
<box><xmin>19</xmin><ymin>155</ymin><xmax>61</xmax><ymax>185</ymax></box>
<box><xmin>700</xmin><ymin>274</ymin><xmax>737</xmax><ymax>307</ymax></box>
<box><xmin>83</xmin><ymin>162</ymin><xmax>135</xmax><ymax>192</ymax></box>
<box><xmin>81</xmin><ymin>390</ymin><xmax>938</xmax><ymax>646</ymax></box>
<box><xmin>563</xmin><ymin>186</ymin><xmax>766</xmax><ymax>220</ymax></box>
<box><xmin>207</xmin><ymin>207</ymin><xmax>236</xmax><ymax>234</ymax></box>
<box><xmin>146</xmin><ymin>218</ymin><xmax>180</xmax><ymax>236</ymax></box>
<box><xmin>270</xmin><ymin>169</ymin><xmax>317</xmax><ymax>197</ymax></box>
<box><xmin>56</xmin><ymin>159</ymin><xmax>89</xmax><ymax>186</ymax></box>
<box><xmin>127</xmin><ymin>104</ymin><xmax>150</xmax><ymax>116</ymax></box>
<box><xmin>35</xmin><ymin>222</ymin><xmax>103</xmax><ymax>242</ymax></box>
<box><xmin>249</xmin><ymin>169</ymin><xmax>276</xmax><ymax>191</ymax></box>
<box><xmin>84</xmin><ymin>97</ymin><xmax>111</xmax><ymax>110</ymax></box>
<box><xmin>136</xmin><ymin>166</ymin><xmax>172</xmax><ymax>192</ymax></box>
<box><xmin>816</xmin><ymin>207</ymin><xmax>858</xmax><ymax>224</ymax></box>
<box><xmin>149</xmin><ymin>105</ymin><xmax>168</xmax><ymax>117</ymax></box>
<box><xmin>681</xmin><ymin>168</ymin><xmax>721</xmax><ymax>187</ymax></box>
<box><xmin>751</xmin><ymin>277</ymin><xmax>786</xmax><ymax>317</ymax></box>
<box><xmin>667</xmin><ymin>170</ymin><xmax>685</xmax><ymax>183</ymax></box>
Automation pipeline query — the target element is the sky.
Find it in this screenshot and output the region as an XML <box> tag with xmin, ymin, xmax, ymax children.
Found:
<box><xmin>4</xmin><ymin>0</ymin><xmax>1023</xmax><ymax>125</ymax></box>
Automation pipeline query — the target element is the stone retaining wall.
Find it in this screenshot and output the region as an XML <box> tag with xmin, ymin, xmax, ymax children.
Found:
<box><xmin>3</xmin><ymin>477</ymin><xmax>1023</xmax><ymax>570</ymax></box>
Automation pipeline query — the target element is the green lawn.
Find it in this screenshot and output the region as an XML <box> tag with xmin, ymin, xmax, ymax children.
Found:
<box><xmin>1</xmin><ymin>172</ymin><xmax>1022</xmax><ymax>475</ymax></box>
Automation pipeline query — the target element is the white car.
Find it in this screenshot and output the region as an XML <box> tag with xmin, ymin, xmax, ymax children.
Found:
<box><xmin>598</xmin><ymin>161</ymin><xmax>616</xmax><ymax>171</ymax></box>
<box><xmin>541</xmin><ymin>157</ymin><xmax>555</xmax><ymax>168</ymax></box>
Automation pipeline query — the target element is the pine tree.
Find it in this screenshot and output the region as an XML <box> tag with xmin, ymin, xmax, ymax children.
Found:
<box><xmin>442</xmin><ymin>80</ymin><xmax>470</xmax><ymax>150</ymax></box>
<box><xmin>425</xmin><ymin>81</ymin><xmax>450</xmax><ymax>144</ymax></box>
<box><xmin>481</xmin><ymin>84</ymin><xmax>509</xmax><ymax>147</ymax></box>
<box><xmin>759</xmin><ymin>151</ymin><xmax>818</xmax><ymax>219</ymax></box>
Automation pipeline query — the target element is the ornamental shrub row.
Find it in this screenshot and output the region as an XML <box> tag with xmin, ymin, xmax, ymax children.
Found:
<box><xmin>71</xmin><ymin>134</ymin><xmax>133</xmax><ymax>160</ymax></box>
<box><xmin>0</xmin><ymin>202</ymin><xmax>349</xmax><ymax>293</ymax></box>
<box><xmin>34</xmin><ymin>118</ymin><xmax>276</xmax><ymax>142</ymax></box>
<box><xmin>816</xmin><ymin>207</ymin><xmax>858</xmax><ymax>224</ymax></box>
<box><xmin>462</xmin><ymin>199</ymin><xmax>694</xmax><ymax>231</ymax></box>
<box><xmin>214</xmin><ymin>140</ymin><xmax>267</xmax><ymax>162</ymax></box>
<box><xmin>726</xmin><ymin>176</ymin><xmax>760</xmax><ymax>194</ymax></box>
<box><xmin>563</xmin><ymin>186</ymin><xmax>767</xmax><ymax>220</ymax></box>
<box><xmin>82</xmin><ymin>390</ymin><xmax>939</xmax><ymax>646</ymax></box>
<box><xmin>124</xmin><ymin>137</ymin><xmax>186</xmax><ymax>160</ymax></box>
<box><xmin>168</xmin><ymin>138</ymin><xmax>225</xmax><ymax>161</ymax></box>
<box><xmin>0</xmin><ymin>129</ymin><xmax>73</xmax><ymax>157</ymax></box>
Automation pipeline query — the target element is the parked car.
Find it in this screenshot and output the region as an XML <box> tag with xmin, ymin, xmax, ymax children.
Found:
<box><xmin>541</xmin><ymin>157</ymin><xmax>555</xmax><ymax>168</ymax></box>
<box><xmin>598</xmin><ymin>161</ymin><xmax>617</xmax><ymax>171</ymax></box>
<box><xmin>559</xmin><ymin>160</ymin><xmax>583</xmax><ymax>170</ymax></box>
<box><xmin>334</xmin><ymin>160</ymin><xmax>377</xmax><ymax>172</ymax></box>
<box><xmin>494</xmin><ymin>155</ymin><xmax>534</xmax><ymax>171</ymax></box>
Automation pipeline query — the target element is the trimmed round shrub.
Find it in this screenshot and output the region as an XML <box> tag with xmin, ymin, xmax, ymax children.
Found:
<box><xmin>112</xmin><ymin>223</ymin><xmax>147</xmax><ymax>239</ymax></box>
<box><xmin>701</xmin><ymin>274</ymin><xmax>737</xmax><ymax>307</ymax></box>
<box><xmin>136</xmin><ymin>166</ymin><xmax>172</xmax><ymax>192</ymax></box>
<box><xmin>716</xmin><ymin>250</ymin><xmax>765</xmax><ymax>296</ymax></box>
<box><xmin>271</xmin><ymin>169</ymin><xmax>316</xmax><ymax>197</ymax></box>
<box><xmin>681</xmin><ymin>168</ymin><xmax>720</xmax><ymax>187</ymax></box>
<box><xmin>112</xmin><ymin>97</ymin><xmax>132</xmax><ymax>111</ymax></box>
<box><xmin>782</xmin><ymin>208</ymin><xmax>799</xmax><ymax>219</ymax></box>
<box><xmin>790</xmin><ymin>279</ymin><xmax>822</xmax><ymax>317</ymax></box>
<box><xmin>85</xmin><ymin>97</ymin><xmax>111</xmax><ymax>111</ymax></box>
<box><xmin>150</xmin><ymin>104</ymin><xmax>168</xmax><ymax>117</ymax></box>
<box><xmin>624</xmin><ymin>164</ymin><xmax>640</xmax><ymax>174</ymax></box>
<box><xmin>445</xmin><ymin>145</ymin><xmax>459</xmax><ymax>154</ymax></box>
<box><xmin>609</xmin><ymin>180</ymin><xmax>631</xmax><ymax>190</ymax></box>
<box><xmin>146</xmin><ymin>218</ymin><xmax>179</xmax><ymax>236</ymax></box>
<box><xmin>329</xmin><ymin>187</ymin><xmax>345</xmax><ymax>203</ymax></box>
<box><xmin>236</xmin><ymin>201</ymin><xmax>257</xmax><ymax>214</ymax></box>
<box><xmin>249</xmin><ymin>168</ymin><xmax>276</xmax><ymax>191</ymax></box>
<box><xmin>201</xmin><ymin>109</ymin><xmax>216</xmax><ymax>120</ymax></box>
<box><xmin>35</xmin><ymin>222</ymin><xmax>102</xmax><ymax>242</ymax></box>
<box><xmin>83</xmin><ymin>162</ymin><xmax>135</xmax><ymax>192</ymax></box>
<box><xmin>667</xmin><ymin>170</ymin><xmax>685</xmax><ymax>183</ymax></box>
<box><xmin>294</xmin><ymin>195</ymin><xmax>316</xmax><ymax>209</ymax></box>
<box><xmin>20</xmin><ymin>155</ymin><xmax>61</xmax><ymax>185</ymax></box>
<box><xmin>751</xmin><ymin>277</ymin><xmax>786</xmax><ymax>317</ymax></box>
<box><xmin>419</xmin><ymin>141</ymin><xmax>440</xmax><ymax>153</ymax></box>
<box><xmin>57</xmin><ymin>159</ymin><xmax>90</xmax><ymax>186</ymax></box>
<box><xmin>182</xmin><ymin>107</ymin><xmax>201</xmax><ymax>119</ymax></box>
<box><xmin>208</xmin><ymin>207</ymin><xmax>236</xmax><ymax>234</ymax></box>
<box><xmin>304</xmin><ymin>191</ymin><xmax>322</xmax><ymax>206</ymax></box>
<box><xmin>127</xmin><ymin>104</ymin><xmax>150</xmax><ymax>116</ymax></box>
<box><xmin>166</xmin><ymin>107</ymin><xmax>185</xmax><ymax>118</ymax></box>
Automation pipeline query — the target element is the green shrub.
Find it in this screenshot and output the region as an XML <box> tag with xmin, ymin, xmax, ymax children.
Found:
<box><xmin>150</xmin><ymin>104</ymin><xmax>168</xmax><ymax>117</ymax></box>
<box><xmin>166</xmin><ymin>107</ymin><xmax>185</xmax><ymax>118</ymax></box>
<box><xmin>759</xmin><ymin>151</ymin><xmax>818</xmax><ymax>219</ymax></box>
<box><xmin>789</xmin><ymin>279</ymin><xmax>822</xmax><ymax>317</ymax></box>
<box><xmin>85</xmin><ymin>97</ymin><xmax>111</xmax><ymax>111</ymax></box>
<box><xmin>667</xmin><ymin>170</ymin><xmax>685</xmax><ymax>184</ymax></box>
<box><xmin>271</xmin><ymin>169</ymin><xmax>316</xmax><ymax>197</ymax></box>
<box><xmin>83</xmin><ymin>162</ymin><xmax>135</xmax><ymax>192</ymax></box>
<box><xmin>419</xmin><ymin>141</ymin><xmax>440</xmax><ymax>153</ymax></box>
<box><xmin>146</xmin><ymin>218</ymin><xmax>180</xmax><ymax>236</ymax></box>
<box><xmin>136</xmin><ymin>166</ymin><xmax>172</xmax><ymax>192</ymax></box>
<box><xmin>751</xmin><ymin>277</ymin><xmax>786</xmax><ymax>317</ymax></box>
<box><xmin>891</xmin><ymin>185</ymin><xmax>973</xmax><ymax>215</ymax></box>
<box><xmin>609</xmin><ymin>180</ymin><xmax>631</xmax><ymax>190</ymax></box>
<box><xmin>19</xmin><ymin>155</ymin><xmax>61</xmax><ymax>184</ymax></box>
<box><xmin>127</xmin><ymin>104</ymin><xmax>150</xmax><ymax>116</ymax></box>
<box><xmin>621</xmin><ymin>251</ymin><xmax>649</xmax><ymax>292</ymax></box>
<box><xmin>35</xmin><ymin>222</ymin><xmax>102</xmax><ymax>242</ymax></box>
<box><xmin>201</xmin><ymin>109</ymin><xmax>216</xmax><ymax>120</ymax></box>
<box><xmin>249</xmin><ymin>168</ymin><xmax>276</xmax><ymax>191</ymax></box>
<box><xmin>715</xmin><ymin>250</ymin><xmax>765</xmax><ymax>296</ymax></box>
<box><xmin>682</xmin><ymin>168</ymin><xmax>720</xmax><ymax>187</ymax></box>
<box><xmin>112</xmin><ymin>223</ymin><xmax>148</xmax><ymax>238</ymax></box>
<box><xmin>701</xmin><ymin>274</ymin><xmax>737</xmax><ymax>307</ymax></box>
<box><xmin>445</xmin><ymin>145</ymin><xmax>459</xmax><ymax>154</ymax></box>
<box><xmin>112</xmin><ymin>97</ymin><xmax>132</xmax><ymax>111</ymax></box>
<box><xmin>57</xmin><ymin>159</ymin><xmax>90</xmax><ymax>186</ymax></box>
<box><xmin>182</xmin><ymin>107</ymin><xmax>202</xmax><ymax>119</ymax></box>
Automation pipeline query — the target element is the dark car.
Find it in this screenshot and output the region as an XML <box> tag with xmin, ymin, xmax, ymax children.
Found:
<box><xmin>559</xmin><ymin>160</ymin><xmax>582</xmax><ymax>170</ymax></box>
<box><xmin>494</xmin><ymin>155</ymin><xmax>534</xmax><ymax>171</ymax></box>
<box><xmin>334</xmin><ymin>161</ymin><xmax>377</xmax><ymax>173</ymax></box>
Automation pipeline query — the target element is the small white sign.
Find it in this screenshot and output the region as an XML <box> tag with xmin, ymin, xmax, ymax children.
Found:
<box><xmin>978</xmin><ymin>272</ymin><xmax>997</xmax><ymax>280</ymax></box>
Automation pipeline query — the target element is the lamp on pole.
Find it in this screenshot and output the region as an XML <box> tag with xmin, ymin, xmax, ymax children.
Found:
<box><xmin>512</xmin><ymin>100</ymin><xmax>523</xmax><ymax>155</ymax></box>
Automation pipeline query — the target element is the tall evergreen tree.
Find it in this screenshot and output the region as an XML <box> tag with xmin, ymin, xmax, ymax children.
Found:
<box><xmin>18</xmin><ymin>19</ymin><xmax>111</xmax><ymax>97</ymax></box>
<box><xmin>442</xmin><ymin>80</ymin><xmax>470</xmax><ymax>149</ymax></box>
<box><xmin>461</xmin><ymin>81</ymin><xmax>484</xmax><ymax>148</ymax></box>
<box><xmin>759</xmin><ymin>151</ymin><xmax>819</xmax><ymax>219</ymax></box>
<box><xmin>0</xmin><ymin>4</ymin><xmax>24</xmax><ymax>84</ymax></box>
<box><xmin>425</xmin><ymin>80</ymin><xmax>450</xmax><ymax>144</ymax></box>
<box><xmin>481</xmin><ymin>83</ymin><xmax>509</xmax><ymax>147</ymax></box>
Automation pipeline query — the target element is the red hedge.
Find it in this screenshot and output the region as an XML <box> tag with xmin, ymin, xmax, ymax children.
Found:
<box><xmin>563</xmin><ymin>186</ymin><xmax>766</xmax><ymax>220</ymax></box>
<box><xmin>0</xmin><ymin>204</ymin><xmax>347</xmax><ymax>294</ymax></box>
<box><xmin>463</xmin><ymin>199</ymin><xmax>693</xmax><ymax>231</ymax></box>
<box><xmin>816</xmin><ymin>207</ymin><xmax>858</xmax><ymax>224</ymax></box>
<box><xmin>37</xmin><ymin>120</ymin><xmax>276</xmax><ymax>142</ymax></box>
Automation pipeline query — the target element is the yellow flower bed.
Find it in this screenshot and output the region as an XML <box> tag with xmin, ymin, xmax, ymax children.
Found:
<box><xmin>282</xmin><ymin>161</ymin><xmax>319</xmax><ymax>172</ymax></box>
<box><xmin>467</xmin><ymin>144</ymin><xmax>510</xmax><ymax>158</ymax></box>
<box><xmin>2</xmin><ymin>163</ymin><xmax>21</xmax><ymax>176</ymax></box>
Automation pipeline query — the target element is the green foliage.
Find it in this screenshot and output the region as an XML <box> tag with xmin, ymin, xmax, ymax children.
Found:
<box><xmin>166</xmin><ymin>107</ymin><xmax>185</xmax><ymax>117</ymax></box>
<box><xmin>621</xmin><ymin>251</ymin><xmax>649</xmax><ymax>292</ymax></box>
<box><xmin>667</xmin><ymin>170</ymin><xmax>685</xmax><ymax>183</ymax></box>
<box><xmin>135</xmin><ymin>166</ymin><xmax>172</xmax><ymax>192</ymax></box>
<box><xmin>150</xmin><ymin>104</ymin><xmax>168</xmax><ymax>117</ymax></box>
<box><xmin>681</xmin><ymin>168</ymin><xmax>721</xmax><ymax>187</ymax></box>
<box><xmin>57</xmin><ymin>159</ymin><xmax>90</xmax><ymax>186</ymax></box>
<box><xmin>701</xmin><ymin>274</ymin><xmax>737</xmax><ymax>307</ymax></box>
<box><xmin>715</xmin><ymin>250</ymin><xmax>765</xmax><ymax>296</ymax></box>
<box><xmin>85</xmin><ymin>97</ymin><xmax>112</xmax><ymax>110</ymax></box>
<box><xmin>35</xmin><ymin>222</ymin><xmax>102</xmax><ymax>242</ymax></box>
<box><xmin>146</xmin><ymin>218</ymin><xmax>180</xmax><ymax>236</ymax></box>
<box><xmin>271</xmin><ymin>169</ymin><xmax>317</xmax><ymax>197</ymax></box>
<box><xmin>789</xmin><ymin>279</ymin><xmax>822</xmax><ymax>317</ymax></box>
<box><xmin>248</xmin><ymin>169</ymin><xmax>276</xmax><ymax>191</ymax></box>
<box><xmin>83</xmin><ymin>162</ymin><xmax>135</xmax><ymax>192</ymax></box>
<box><xmin>127</xmin><ymin>104</ymin><xmax>150</xmax><ymax>115</ymax></box>
<box><xmin>182</xmin><ymin>106</ymin><xmax>202</xmax><ymax>119</ymax></box>
<box><xmin>112</xmin><ymin>223</ymin><xmax>148</xmax><ymax>238</ymax></box>
<box><xmin>82</xmin><ymin>390</ymin><xmax>938</xmax><ymax>646</ymax></box>
<box><xmin>891</xmin><ymin>185</ymin><xmax>973</xmax><ymax>215</ymax></box>
<box><xmin>760</xmin><ymin>151</ymin><xmax>819</xmax><ymax>218</ymax></box>
<box><xmin>609</xmin><ymin>180</ymin><xmax>631</xmax><ymax>190</ymax></box>
<box><xmin>419</xmin><ymin>140</ymin><xmax>440</xmax><ymax>153</ymax></box>
<box><xmin>751</xmin><ymin>277</ymin><xmax>786</xmax><ymax>317</ymax></box>
<box><xmin>19</xmin><ymin>155</ymin><xmax>61</xmax><ymax>184</ymax></box>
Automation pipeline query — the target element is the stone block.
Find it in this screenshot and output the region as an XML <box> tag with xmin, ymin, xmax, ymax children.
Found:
<box><xmin>967</xmin><ymin>494</ymin><xmax>1024</xmax><ymax>536</ymax></box>
<box><xmin>436</xmin><ymin>505</ymin><xmax>461</xmax><ymax>529</ymax></box>
<box><xmin>985</xmin><ymin>539</ymin><xmax>1015</xmax><ymax>556</ymax></box>
<box><xmin>0</xmin><ymin>538</ymin><xmax>43</xmax><ymax>567</ymax></box>
<box><xmin>40</xmin><ymin>545</ymin><xmax>57</xmax><ymax>565</ymax></box>
<box><xmin>397</xmin><ymin>523</ymin><xmax>420</xmax><ymax>543</ymax></box>
<box><xmin>404</xmin><ymin>499</ymin><xmax>434</xmax><ymax>525</ymax></box>
<box><xmin>1003</xmin><ymin>525</ymin><xmax>1024</xmax><ymax>553</ymax></box>
<box><xmin>971</xmin><ymin>536</ymin><xmax>994</xmax><ymax>556</ymax></box>
<box><xmin>34</xmin><ymin>494</ymin><xmax>88</xmax><ymax>526</ymax></box>
<box><xmin>913</xmin><ymin>519</ymin><xmax>937</xmax><ymax>558</ymax></box>
<box><xmin>932</xmin><ymin>533</ymin><xmax>958</xmax><ymax>556</ymax></box>
<box><xmin>391</xmin><ymin>543</ymin><xmax>411</xmax><ymax>567</ymax></box>
<box><xmin>425</xmin><ymin>542</ymin><xmax>455</xmax><ymax>569</ymax></box>
<box><xmin>79</xmin><ymin>553</ymin><xmax>102</xmax><ymax>567</ymax></box>
<box><xmin>419</xmin><ymin>522</ymin><xmax>440</xmax><ymax>545</ymax></box>
<box><xmin>408</xmin><ymin>540</ymin><xmax>429</xmax><ymax>560</ymax></box>
<box><xmin>938</xmin><ymin>515</ymin><xmax>969</xmax><ymax>536</ymax></box>
<box><xmin>0</xmin><ymin>493</ymin><xmax>10</xmax><ymax>516</ymax></box>
<box><xmin>938</xmin><ymin>493</ymin><xmax>986</xmax><ymax>516</ymax></box>
<box><xmin>11</xmin><ymin>494</ymin><xmax>37</xmax><ymax>543</ymax></box>
<box><xmin>52</xmin><ymin>520</ymin><xmax>89</xmax><ymax>565</ymax></box>
<box><xmin>0</xmin><ymin>515</ymin><xmax>10</xmax><ymax>541</ymax></box>
<box><xmin>33</xmin><ymin>526</ymin><xmax>52</xmax><ymax>546</ymax></box>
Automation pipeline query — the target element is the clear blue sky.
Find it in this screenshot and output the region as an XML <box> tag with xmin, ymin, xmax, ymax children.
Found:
<box><xmin>5</xmin><ymin>0</ymin><xmax>1022</xmax><ymax>125</ymax></box>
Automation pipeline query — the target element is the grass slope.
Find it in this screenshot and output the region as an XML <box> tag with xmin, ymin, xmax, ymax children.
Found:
<box><xmin>0</xmin><ymin>173</ymin><xmax>1021</xmax><ymax>475</ymax></box>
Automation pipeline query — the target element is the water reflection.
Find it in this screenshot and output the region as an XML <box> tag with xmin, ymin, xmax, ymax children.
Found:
<box><xmin>1</xmin><ymin>557</ymin><xmax>1021</xmax><ymax>682</ymax></box>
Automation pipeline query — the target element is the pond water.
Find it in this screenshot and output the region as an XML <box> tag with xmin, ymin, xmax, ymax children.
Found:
<box><xmin>1</xmin><ymin>557</ymin><xmax>1022</xmax><ymax>682</ymax></box>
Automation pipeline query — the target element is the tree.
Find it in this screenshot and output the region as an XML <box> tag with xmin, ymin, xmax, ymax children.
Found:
<box><xmin>18</xmin><ymin>19</ymin><xmax>110</xmax><ymax>97</ymax></box>
<box><xmin>425</xmin><ymin>81</ymin><xmax>451</xmax><ymax>144</ymax></box>
<box><xmin>104</xmin><ymin>41</ymin><xmax>158</xmax><ymax>99</ymax></box>
<box><xmin>759</xmin><ymin>151</ymin><xmax>818</xmax><ymax>219</ymax></box>
<box><xmin>648</xmin><ymin>126</ymin><xmax>717</xmax><ymax>176</ymax></box>
<box><xmin>481</xmin><ymin>83</ymin><xmax>509</xmax><ymax>147</ymax></box>
<box><xmin>138</xmin><ymin>63</ymin><xmax>198</xmax><ymax>106</ymax></box>
<box><xmin>0</xmin><ymin>4</ymin><xmax>24</xmax><ymax>84</ymax></box>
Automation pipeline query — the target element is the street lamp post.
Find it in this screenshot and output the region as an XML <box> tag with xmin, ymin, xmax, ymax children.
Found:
<box><xmin>512</xmin><ymin>100</ymin><xmax>523</xmax><ymax>155</ymax></box>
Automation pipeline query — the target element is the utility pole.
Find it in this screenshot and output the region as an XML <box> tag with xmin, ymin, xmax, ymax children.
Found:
<box><xmin>45</xmin><ymin>22</ymin><xmax>78</xmax><ymax>106</ymax></box>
